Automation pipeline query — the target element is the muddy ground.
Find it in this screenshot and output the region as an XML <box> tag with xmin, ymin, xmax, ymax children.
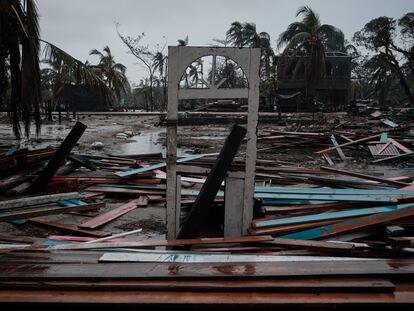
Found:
<box><xmin>0</xmin><ymin>112</ymin><xmax>413</xmax><ymax>240</ymax></box>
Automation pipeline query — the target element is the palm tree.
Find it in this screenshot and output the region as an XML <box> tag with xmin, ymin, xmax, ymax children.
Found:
<box><xmin>89</xmin><ymin>46</ymin><xmax>130</xmax><ymax>101</ymax></box>
<box><xmin>1</xmin><ymin>0</ymin><xmax>114</xmax><ymax>139</ymax></box>
<box><xmin>226</xmin><ymin>22</ymin><xmax>245</xmax><ymax>47</ymax></box>
<box><xmin>152</xmin><ymin>51</ymin><xmax>167</xmax><ymax>108</ymax></box>
<box><xmin>0</xmin><ymin>0</ymin><xmax>41</xmax><ymax>138</ymax></box>
<box><xmin>177</xmin><ymin>36</ymin><xmax>189</xmax><ymax>46</ymax></box>
<box><xmin>277</xmin><ymin>6</ymin><xmax>344</xmax><ymax>106</ymax></box>
<box><xmin>226</xmin><ymin>22</ymin><xmax>274</xmax><ymax>80</ymax></box>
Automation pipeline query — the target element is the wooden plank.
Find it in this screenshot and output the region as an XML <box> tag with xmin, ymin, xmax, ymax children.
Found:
<box><xmin>29</xmin><ymin>122</ymin><xmax>87</xmax><ymax>192</ymax></box>
<box><xmin>84</xmin><ymin>186</ymin><xmax>164</xmax><ymax>196</ymax></box>
<box><xmin>263</xmin><ymin>202</ymin><xmax>373</xmax><ymax>214</ymax></box>
<box><xmin>0</xmin><ymin>192</ymin><xmax>79</xmax><ymax>210</ymax></box>
<box><xmin>79</xmin><ymin>198</ymin><xmax>141</xmax><ymax>229</ymax></box>
<box><xmin>252</xmin><ymin>203</ymin><xmax>414</xmax><ymax>229</ymax></box>
<box><xmin>320</xmin><ymin>166</ymin><xmax>409</xmax><ymax>187</ymax></box>
<box><xmin>0</xmin><ymin>278</ymin><xmax>395</xmax><ymax>292</ymax></box>
<box><xmin>36</xmin><ymin>235</ymin><xmax>274</xmax><ymax>251</ymax></box>
<box><xmin>29</xmin><ymin>218</ymin><xmax>110</xmax><ymax>238</ymax></box>
<box><xmin>390</xmin><ymin>139</ymin><xmax>411</xmax><ymax>153</ymax></box>
<box><xmin>67</xmin><ymin>155</ymin><xmax>96</xmax><ymax>171</ymax></box>
<box><xmin>371</xmin><ymin>151</ymin><xmax>414</xmax><ymax>164</ymax></box>
<box><xmin>249</xmin><ymin>219</ymin><xmax>344</xmax><ymax>236</ymax></box>
<box><xmin>0</xmin><ymin>259</ymin><xmax>413</xmax><ymax>279</ymax></box>
<box><xmin>254</xmin><ymin>193</ymin><xmax>397</xmax><ymax>202</ymax></box>
<box><xmin>330</xmin><ymin>134</ymin><xmax>346</xmax><ymax>160</ymax></box>
<box><xmin>281</xmin><ymin>204</ymin><xmax>414</xmax><ymax>240</ymax></box>
<box><xmin>99</xmin><ymin>252</ymin><xmax>367</xmax><ymax>263</ymax></box>
<box><xmin>0</xmin><ymin>202</ymin><xmax>105</xmax><ymax>222</ymax></box>
<box><xmin>85</xmin><ymin>229</ymin><xmax>142</xmax><ymax>244</ymax></box>
<box><xmin>243</xmin><ymin>48</ymin><xmax>261</xmax><ymax>235</ymax></box>
<box><xmin>177</xmin><ymin>125</ymin><xmax>247</xmax><ymax>239</ymax></box>
<box><xmin>254</xmin><ymin>187</ymin><xmax>414</xmax><ymax>196</ymax></box>
<box><xmin>323</xmin><ymin>153</ymin><xmax>334</xmax><ymax>165</ymax></box>
<box><xmin>259</xmin><ymin>238</ymin><xmax>357</xmax><ymax>252</ymax></box>
<box><xmin>316</xmin><ymin>133</ymin><xmax>381</xmax><ymax>154</ymax></box>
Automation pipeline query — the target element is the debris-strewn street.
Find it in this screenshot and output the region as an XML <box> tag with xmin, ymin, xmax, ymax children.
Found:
<box><xmin>2</xmin><ymin>0</ymin><xmax>414</xmax><ymax>308</ymax></box>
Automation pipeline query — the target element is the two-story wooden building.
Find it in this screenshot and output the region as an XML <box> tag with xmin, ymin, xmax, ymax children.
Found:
<box><xmin>277</xmin><ymin>51</ymin><xmax>352</xmax><ymax>112</ymax></box>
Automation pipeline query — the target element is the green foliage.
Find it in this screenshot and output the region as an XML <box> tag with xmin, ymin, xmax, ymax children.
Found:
<box><xmin>89</xmin><ymin>45</ymin><xmax>130</xmax><ymax>101</ymax></box>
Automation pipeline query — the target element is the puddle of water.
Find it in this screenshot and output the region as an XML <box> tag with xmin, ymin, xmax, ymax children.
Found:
<box><xmin>120</xmin><ymin>129</ymin><xmax>190</xmax><ymax>157</ymax></box>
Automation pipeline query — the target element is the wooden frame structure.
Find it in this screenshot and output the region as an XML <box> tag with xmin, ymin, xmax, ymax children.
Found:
<box><xmin>166</xmin><ymin>46</ymin><xmax>260</xmax><ymax>240</ymax></box>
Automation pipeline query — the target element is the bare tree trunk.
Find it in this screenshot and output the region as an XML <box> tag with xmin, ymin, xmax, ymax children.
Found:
<box><xmin>149</xmin><ymin>75</ymin><xmax>154</xmax><ymax>112</ymax></box>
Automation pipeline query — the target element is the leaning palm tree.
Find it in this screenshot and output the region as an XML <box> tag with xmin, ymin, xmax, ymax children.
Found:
<box><xmin>277</xmin><ymin>6</ymin><xmax>344</xmax><ymax>105</ymax></box>
<box><xmin>1</xmin><ymin>0</ymin><xmax>114</xmax><ymax>139</ymax></box>
<box><xmin>89</xmin><ymin>46</ymin><xmax>130</xmax><ymax>101</ymax></box>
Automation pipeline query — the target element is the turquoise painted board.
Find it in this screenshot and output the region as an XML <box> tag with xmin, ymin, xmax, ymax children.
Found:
<box><xmin>57</xmin><ymin>199</ymin><xmax>87</xmax><ymax>207</ymax></box>
<box><xmin>6</xmin><ymin>146</ymin><xmax>17</xmax><ymax>156</ymax></box>
<box><xmin>279</xmin><ymin>203</ymin><xmax>414</xmax><ymax>240</ymax></box>
<box><xmin>254</xmin><ymin>187</ymin><xmax>414</xmax><ymax>196</ymax></box>
<box><xmin>253</xmin><ymin>203</ymin><xmax>414</xmax><ymax>229</ymax></box>
<box><xmin>261</xmin><ymin>200</ymin><xmax>330</xmax><ymax>206</ymax></box>
<box><xmin>254</xmin><ymin>193</ymin><xmax>394</xmax><ymax>202</ymax></box>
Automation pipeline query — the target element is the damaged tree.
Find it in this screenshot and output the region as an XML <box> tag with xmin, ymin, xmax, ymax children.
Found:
<box><xmin>353</xmin><ymin>13</ymin><xmax>414</xmax><ymax>106</ymax></box>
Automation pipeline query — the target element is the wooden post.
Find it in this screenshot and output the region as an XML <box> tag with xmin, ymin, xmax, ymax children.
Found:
<box><xmin>243</xmin><ymin>48</ymin><xmax>260</xmax><ymax>235</ymax></box>
<box><xmin>166</xmin><ymin>46</ymin><xmax>179</xmax><ymax>240</ymax></box>
<box><xmin>29</xmin><ymin>121</ymin><xmax>87</xmax><ymax>192</ymax></box>
<box><xmin>175</xmin><ymin>175</ymin><xmax>182</xmax><ymax>237</ymax></box>
<box><xmin>177</xmin><ymin>124</ymin><xmax>246</xmax><ymax>239</ymax></box>
<box><xmin>224</xmin><ymin>175</ymin><xmax>244</xmax><ymax>237</ymax></box>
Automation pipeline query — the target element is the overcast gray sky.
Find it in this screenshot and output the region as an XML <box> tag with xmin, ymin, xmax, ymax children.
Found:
<box><xmin>38</xmin><ymin>0</ymin><xmax>414</xmax><ymax>85</ymax></box>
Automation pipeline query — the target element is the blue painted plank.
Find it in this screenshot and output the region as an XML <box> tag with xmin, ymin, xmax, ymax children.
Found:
<box><xmin>261</xmin><ymin>200</ymin><xmax>330</xmax><ymax>206</ymax></box>
<box><xmin>254</xmin><ymin>193</ymin><xmax>394</xmax><ymax>202</ymax></box>
<box><xmin>253</xmin><ymin>203</ymin><xmax>412</xmax><ymax>229</ymax></box>
<box><xmin>380</xmin><ymin>133</ymin><xmax>388</xmax><ymax>143</ymax></box>
<box><xmin>9</xmin><ymin>219</ymin><xmax>27</xmax><ymax>225</ymax></box>
<box><xmin>57</xmin><ymin>199</ymin><xmax>87</xmax><ymax>207</ymax></box>
<box><xmin>115</xmin><ymin>153</ymin><xmax>219</xmax><ymax>177</ymax></box>
<box><xmin>6</xmin><ymin>146</ymin><xmax>17</xmax><ymax>156</ymax></box>
<box><xmin>254</xmin><ymin>187</ymin><xmax>414</xmax><ymax>196</ymax></box>
<box><xmin>280</xmin><ymin>203</ymin><xmax>414</xmax><ymax>240</ymax></box>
